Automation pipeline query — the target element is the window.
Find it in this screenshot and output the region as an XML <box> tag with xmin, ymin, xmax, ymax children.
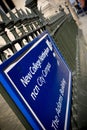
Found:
<box><xmin>0</xmin><ymin>0</ymin><xmax>15</xmax><ymax>13</ymax></box>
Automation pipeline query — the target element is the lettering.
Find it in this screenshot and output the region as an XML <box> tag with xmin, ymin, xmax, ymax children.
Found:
<box><xmin>59</xmin><ymin>78</ymin><xmax>66</xmax><ymax>96</ymax></box>
<box><xmin>51</xmin><ymin>78</ymin><xmax>66</xmax><ymax>129</ymax></box>
<box><xmin>31</xmin><ymin>62</ymin><xmax>51</xmax><ymax>101</ymax></box>
<box><xmin>42</xmin><ymin>62</ymin><xmax>51</xmax><ymax>77</ymax></box>
<box><xmin>20</xmin><ymin>72</ymin><xmax>32</xmax><ymax>87</ymax></box>
<box><xmin>52</xmin><ymin>116</ymin><xmax>59</xmax><ymax>130</ymax></box>
<box><xmin>39</xmin><ymin>47</ymin><xmax>49</xmax><ymax>62</ymax></box>
<box><xmin>29</xmin><ymin>59</ymin><xmax>41</xmax><ymax>75</ymax></box>
<box><xmin>37</xmin><ymin>76</ymin><xmax>46</xmax><ymax>87</ymax></box>
<box><xmin>55</xmin><ymin>95</ymin><xmax>63</xmax><ymax>117</ymax></box>
<box><xmin>31</xmin><ymin>85</ymin><xmax>40</xmax><ymax>100</ymax></box>
<box><xmin>20</xmin><ymin>47</ymin><xmax>50</xmax><ymax>87</ymax></box>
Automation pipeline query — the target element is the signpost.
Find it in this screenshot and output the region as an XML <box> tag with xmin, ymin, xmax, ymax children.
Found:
<box><xmin>0</xmin><ymin>31</ymin><xmax>72</xmax><ymax>130</ymax></box>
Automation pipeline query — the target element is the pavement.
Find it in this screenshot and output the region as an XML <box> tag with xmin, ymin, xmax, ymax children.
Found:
<box><xmin>79</xmin><ymin>14</ymin><xmax>87</xmax><ymax>44</ymax></box>
<box><xmin>71</xmin><ymin>13</ymin><xmax>87</xmax><ymax>130</ymax></box>
<box><xmin>0</xmin><ymin>94</ymin><xmax>25</xmax><ymax>130</ymax></box>
<box><xmin>76</xmin><ymin>14</ymin><xmax>87</xmax><ymax>129</ymax></box>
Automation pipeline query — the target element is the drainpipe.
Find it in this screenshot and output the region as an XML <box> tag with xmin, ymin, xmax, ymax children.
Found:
<box><xmin>65</xmin><ymin>0</ymin><xmax>81</xmax><ymax>26</ymax></box>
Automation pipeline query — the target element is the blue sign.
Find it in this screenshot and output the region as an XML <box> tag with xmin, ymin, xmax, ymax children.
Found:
<box><xmin>0</xmin><ymin>31</ymin><xmax>72</xmax><ymax>130</ymax></box>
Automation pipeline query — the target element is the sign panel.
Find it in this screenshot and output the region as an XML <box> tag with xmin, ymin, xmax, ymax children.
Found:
<box><xmin>0</xmin><ymin>31</ymin><xmax>72</xmax><ymax>130</ymax></box>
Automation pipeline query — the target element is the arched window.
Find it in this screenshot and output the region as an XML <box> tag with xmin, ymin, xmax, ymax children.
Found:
<box><xmin>0</xmin><ymin>0</ymin><xmax>15</xmax><ymax>13</ymax></box>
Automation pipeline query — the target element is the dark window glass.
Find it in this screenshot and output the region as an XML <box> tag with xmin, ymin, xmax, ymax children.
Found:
<box><xmin>5</xmin><ymin>0</ymin><xmax>15</xmax><ymax>9</ymax></box>
<box><xmin>0</xmin><ymin>0</ymin><xmax>15</xmax><ymax>13</ymax></box>
<box><xmin>0</xmin><ymin>0</ymin><xmax>8</xmax><ymax>13</ymax></box>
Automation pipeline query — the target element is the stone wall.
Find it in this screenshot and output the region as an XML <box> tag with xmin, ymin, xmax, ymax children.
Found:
<box><xmin>38</xmin><ymin>0</ymin><xmax>68</xmax><ymax>18</ymax></box>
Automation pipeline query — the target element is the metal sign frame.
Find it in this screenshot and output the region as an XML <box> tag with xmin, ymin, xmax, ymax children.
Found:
<box><xmin>0</xmin><ymin>31</ymin><xmax>72</xmax><ymax>130</ymax></box>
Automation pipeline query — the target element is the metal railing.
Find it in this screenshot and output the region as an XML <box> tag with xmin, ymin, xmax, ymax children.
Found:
<box><xmin>0</xmin><ymin>8</ymin><xmax>46</xmax><ymax>64</ymax></box>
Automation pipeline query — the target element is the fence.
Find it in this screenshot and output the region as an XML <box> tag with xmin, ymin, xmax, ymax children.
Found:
<box><xmin>0</xmin><ymin>8</ymin><xmax>46</xmax><ymax>64</ymax></box>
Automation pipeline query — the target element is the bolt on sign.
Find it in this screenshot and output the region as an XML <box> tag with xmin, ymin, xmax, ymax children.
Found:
<box><xmin>0</xmin><ymin>31</ymin><xmax>72</xmax><ymax>130</ymax></box>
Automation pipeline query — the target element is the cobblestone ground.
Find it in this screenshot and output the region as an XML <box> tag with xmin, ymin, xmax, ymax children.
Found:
<box><xmin>79</xmin><ymin>15</ymin><xmax>87</xmax><ymax>44</ymax></box>
<box><xmin>77</xmin><ymin>15</ymin><xmax>87</xmax><ymax>129</ymax></box>
<box><xmin>0</xmin><ymin>94</ymin><xmax>25</xmax><ymax>130</ymax></box>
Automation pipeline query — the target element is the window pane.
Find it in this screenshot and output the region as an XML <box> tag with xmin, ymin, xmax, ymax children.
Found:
<box><xmin>0</xmin><ymin>0</ymin><xmax>8</xmax><ymax>13</ymax></box>
<box><xmin>5</xmin><ymin>0</ymin><xmax>15</xmax><ymax>10</ymax></box>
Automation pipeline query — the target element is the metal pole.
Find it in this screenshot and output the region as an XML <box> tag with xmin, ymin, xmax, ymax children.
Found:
<box><xmin>65</xmin><ymin>0</ymin><xmax>81</xmax><ymax>26</ymax></box>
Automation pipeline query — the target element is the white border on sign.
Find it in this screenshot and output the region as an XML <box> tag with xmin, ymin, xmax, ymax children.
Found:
<box><xmin>64</xmin><ymin>71</ymin><xmax>71</xmax><ymax>130</ymax></box>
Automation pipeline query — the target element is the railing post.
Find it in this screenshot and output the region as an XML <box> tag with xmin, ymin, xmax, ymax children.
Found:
<box><xmin>0</xmin><ymin>22</ymin><xmax>11</xmax><ymax>44</ymax></box>
<box><xmin>20</xmin><ymin>9</ymin><xmax>29</xmax><ymax>30</ymax></box>
<box><xmin>8</xmin><ymin>10</ymin><xmax>20</xmax><ymax>39</ymax></box>
<box><xmin>0</xmin><ymin>50</ymin><xmax>7</xmax><ymax>61</ymax></box>
<box><xmin>65</xmin><ymin>0</ymin><xmax>80</xmax><ymax>26</ymax></box>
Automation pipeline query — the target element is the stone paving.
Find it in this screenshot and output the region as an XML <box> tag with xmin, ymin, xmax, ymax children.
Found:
<box><xmin>79</xmin><ymin>14</ymin><xmax>87</xmax><ymax>44</ymax></box>
<box><xmin>0</xmin><ymin>94</ymin><xmax>25</xmax><ymax>130</ymax></box>
<box><xmin>76</xmin><ymin>14</ymin><xmax>87</xmax><ymax>129</ymax></box>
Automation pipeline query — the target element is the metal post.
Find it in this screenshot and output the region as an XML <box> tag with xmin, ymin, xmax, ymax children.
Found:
<box><xmin>65</xmin><ymin>0</ymin><xmax>80</xmax><ymax>26</ymax></box>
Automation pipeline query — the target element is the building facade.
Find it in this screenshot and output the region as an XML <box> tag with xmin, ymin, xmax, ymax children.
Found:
<box><xmin>0</xmin><ymin>0</ymin><xmax>66</xmax><ymax>18</ymax></box>
<box><xmin>38</xmin><ymin>0</ymin><xmax>68</xmax><ymax>18</ymax></box>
